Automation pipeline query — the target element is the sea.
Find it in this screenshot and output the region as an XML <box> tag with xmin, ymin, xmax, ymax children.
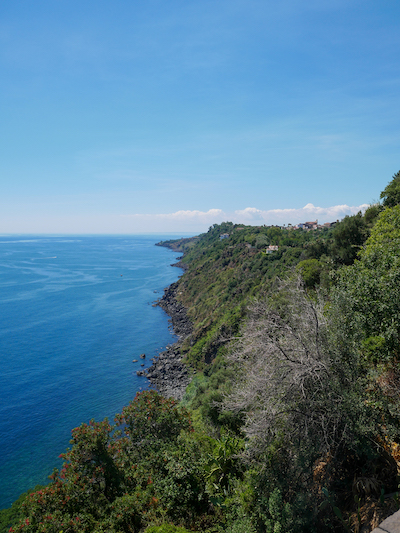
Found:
<box><xmin>0</xmin><ymin>235</ymin><xmax>185</xmax><ymax>510</ymax></box>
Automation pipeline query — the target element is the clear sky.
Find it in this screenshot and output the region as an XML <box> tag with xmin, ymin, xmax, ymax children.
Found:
<box><xmin>1</xmin><ymin>0</ymin><xmax>399</xmax><ymax>234</ymax></box>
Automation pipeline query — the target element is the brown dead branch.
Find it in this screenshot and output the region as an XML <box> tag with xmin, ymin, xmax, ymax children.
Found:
<box><xmin>224</xmin><ymin>276</ymin><xmax>355</xmax><ymax>456</ymax></box>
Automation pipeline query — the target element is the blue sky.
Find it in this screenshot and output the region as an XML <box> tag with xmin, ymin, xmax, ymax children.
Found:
<box><xmin>1</xmin><ymin>0</ymin><xmax>399</xmax><ymax>234</ymax></box>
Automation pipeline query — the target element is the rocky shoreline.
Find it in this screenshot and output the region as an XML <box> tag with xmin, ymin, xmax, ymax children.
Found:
<box><xmin>137</xmin><ymin>279</ymin><xmax>193</xmax><ymax>401</ymax></box>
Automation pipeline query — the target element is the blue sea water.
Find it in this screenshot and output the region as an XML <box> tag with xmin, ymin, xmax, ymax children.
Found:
<box><xmin>0</xmin><ymin>235</ymin><xmax>183</xmax><ymax>509</ymax></box>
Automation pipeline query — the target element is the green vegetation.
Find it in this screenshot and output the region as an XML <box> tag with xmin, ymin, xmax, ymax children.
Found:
<box><xmin>171</xmin><ymin>221</ymin><xmax>336</xmax><ymax>371</ymax></box>
<box><xmin>3</xmin><ymin>171</ymin><xmax>400</xmax><ymax>532</ymax></box>
<box><xmin>5</xmin><ymin>392</ymin><xmax>212</xmax><ymax>532</ymax></box>
<box><xmin>380</xmin><ymin>170</ymin><xmax>400</xmax><ymax>208</ymax></box>
<box><xmin>0</xmin><ymin>488</ymin><xmax>45</xmax><ymax>533</ymax></box>
<box><xmin>144</xmin><ymin>526</ymin><xmax>191</xmax><ymax>533</ymax></box>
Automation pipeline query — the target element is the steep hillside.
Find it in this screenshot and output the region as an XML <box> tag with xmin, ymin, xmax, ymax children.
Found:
<box><xmin>159</xmin><ymin>221</ymin><xmax>335</xmax><ymax>370</ymax></box>
<box><xmin>3</xmin><ymin>171</ymin><xmax>400</xmax><ymax>533</ymax></box>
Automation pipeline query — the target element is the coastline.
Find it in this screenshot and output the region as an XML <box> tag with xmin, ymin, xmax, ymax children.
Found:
<box><xmin>140</xmin><ymin>253</ymin><xmax>193</xmax><ymax>400</ymax></box>
<box><xmin>0</xmin><ymin>236</ymin><xmax>185</xmax><ymax>511</ymax></box>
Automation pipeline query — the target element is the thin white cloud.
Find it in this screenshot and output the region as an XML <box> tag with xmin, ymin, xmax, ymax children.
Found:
<box><xmin>121</xmin><ymin>203</ymin><xmax>369</xmax><ymax>233</ymax></box>
<box><xmin>124</xmin><ymin>208</ymin><xmax>224</xmax><ymax>221</ymax></box>
<box><xmin>156</xmin><ymin>208</ymin><xmax>224</xmax><ymax>220</ymax></box>
<box><xmin>121</xmin><ymin>209</ymin><xmax>227</xmax><ymax>231</ymax></box>
<box><xmin>0</xmin><ymin>203</ymin><xmax>371</xmax><ymax>234</ymax></box>
<box><xmin>234</xmin><ymin>203</ymin><xmax>369</xmax><ymax>225</ymax></box>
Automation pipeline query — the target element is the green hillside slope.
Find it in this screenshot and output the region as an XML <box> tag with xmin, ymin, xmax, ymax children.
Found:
<box><xmin>3</xmin><ymin>172</ymin><xmax>400</xmax><ymax>533</ymax></box>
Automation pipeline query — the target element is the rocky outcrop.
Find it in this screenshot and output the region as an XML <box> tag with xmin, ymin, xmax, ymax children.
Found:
<box><xmin>170</xmin><ymin>259</ymin><xmax>189</xmax><ymax>272</ymax></box>
<box><xmin>141</xmin><ymin>281</ymin><xmax>192</xmax><ymax>400</ymax></box>
<box><xmin>157</xmin><ymin>281</ymin><xmax>192</xmax><ymax>339</ymax></box>
<box><xmin>143</xmin><ymin>344</ymin><xmax>191</xmax><ymax>400</ymax></box>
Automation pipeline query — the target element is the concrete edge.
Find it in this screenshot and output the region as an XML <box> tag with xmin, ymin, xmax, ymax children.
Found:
<box><xmin>371</xmin><ymin>509</ymin><xmax>400</xmax><ymax>533</ymax></box>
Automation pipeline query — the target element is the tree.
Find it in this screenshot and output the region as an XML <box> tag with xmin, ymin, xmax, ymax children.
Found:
<box><xmin>364</xmin><ymin>203</ymin><xmax>383</xmax><ymax>226</ymax></box>
<box><xmin>331</xmin><ymin>212</ymin><xmax>368</xmax><ymax>265</ymax></box>
<box><xmin>224</xmin><ymin>276</ymin><xmax>362</xmax><ymax>455</ymax></box>
<box><xmin>9</xmin><ymin>391</ymin><xmax>205</xmax><ymax>533</ymax></box>
<box><xmin>334</xmin><ymin>205</ymin><xmax>400</xmax><ymax>363</ymax></box>
<box><xmin>223</xmin><ymin>276</ymin><xmax>385</xmax><ymax>532</ymax></box>
<box><xmin>296</xmin><ymin>258</ymin><xmax>323</xmax><ymax>288</ymax></box>
<box><xmin>224</xmin><ymin>274</ymin><xmax>400</xmax><ymax>531</ymax></box>
<box><xmin>380</xmin><ymin>170</ymin><xmax>400</xmax><ymax>208</ymax></box>
<box><xmin>115</xmin><ymin>390</ymin><xmax>192</xmax><ymax>457</ymax></box>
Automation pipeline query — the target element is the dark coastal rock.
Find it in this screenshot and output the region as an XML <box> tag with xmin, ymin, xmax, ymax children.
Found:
<box><xmin>145</xmin><ymin>281</ymin><xmax>193</xmax><ymax>400</ymax></box>
<box><xmin>157</xmin><ymin>281</ymin><xmax>193</xmax><ymax>339</ymax></box>
<box><xmin>171</xmin><ymin>260</ymin><xmax>189</xmax><ymax>272</ymax></box>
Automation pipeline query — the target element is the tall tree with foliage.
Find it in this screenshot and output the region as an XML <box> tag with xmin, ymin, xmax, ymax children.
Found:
<box><xmin>334</xmin><ymin>205</ymin><xmax>400</xmax><ymax>364</ymax></box>
<box><xmin>225</xmin><ymin>276</ymin><xmax>367</xmax><ymax>456</ymax></box>
<box><xmin>331</xmin><ymin>212</ymin><xmax>368</xmax><ymax>265</ymax></box>
<box><xmin>9</xmin><ymin>391</ymin><xmax>210</xmax><ymax>533</ymax></box>
<box><xmin>380</xmin><ymin>170</ymin><xmax>400</xmax><ymax>208</ymax></box>
<box><xmin>224</xmin><ymin>273</ymin><xmax>399</xmax><ymax>531</ymax></box>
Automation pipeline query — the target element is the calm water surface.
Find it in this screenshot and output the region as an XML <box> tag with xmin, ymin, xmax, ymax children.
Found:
<box><xmin>0</xmin><ymin>235</ymin><xmax>182</xmax><ymax>509</ymax></box>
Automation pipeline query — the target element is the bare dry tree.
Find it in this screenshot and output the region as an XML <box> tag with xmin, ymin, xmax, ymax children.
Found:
<box><xmin>224</xmin><ymin>276</ymin><xmax>358</xmax><ymax>457</ymax></box>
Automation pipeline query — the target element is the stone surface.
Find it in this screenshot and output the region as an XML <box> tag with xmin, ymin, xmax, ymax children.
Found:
<box><xmin>371</xmin><ymin>510</ymin><xmax>400</xmax><ymax>533</ymax></box>
<box><xmin>145</xmin><ymin>281</ymin><xmax>193</xmax><ymax>400</ymax></box>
